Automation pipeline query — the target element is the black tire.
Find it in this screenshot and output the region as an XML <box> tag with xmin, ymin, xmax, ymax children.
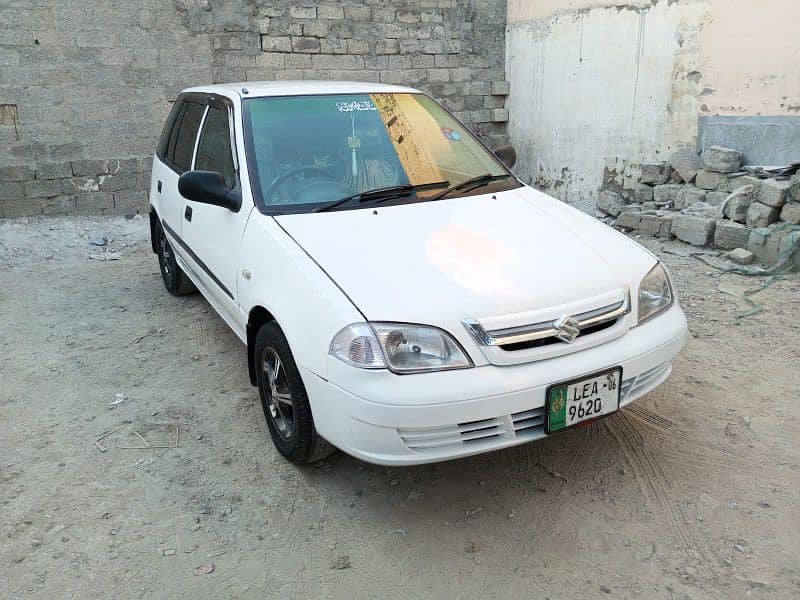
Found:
<box><xmin>254</xmin><ymin>321</ymin><xmax>335</xmax><ymax>464</ymax></box>
<box><xmin>155</xmin><ymin>221</ymin><xmax>196</xmax><ymax>296</ymax></box>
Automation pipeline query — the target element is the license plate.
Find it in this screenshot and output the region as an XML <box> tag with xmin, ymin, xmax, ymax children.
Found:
<box><xmin>545</xmin><ymin>367</ymin><xmax>622</xmax><ymax>434</ymax></box>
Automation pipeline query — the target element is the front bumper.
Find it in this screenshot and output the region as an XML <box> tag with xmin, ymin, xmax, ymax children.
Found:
<box><xmin>303</xmin><ymin>303</ymin><xmax>689</xmax><ymax>465</ymax></box>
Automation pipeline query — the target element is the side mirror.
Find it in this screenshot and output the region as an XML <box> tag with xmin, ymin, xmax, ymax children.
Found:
<box><xmin>178</xmin><ymin>171</ymin><xmax>241</xmax><ymax>212</ymax></box>
<box><xmin>494</xmin><ymin>144</ymin><xmax>517</xmax><ymax>169</ymax></box>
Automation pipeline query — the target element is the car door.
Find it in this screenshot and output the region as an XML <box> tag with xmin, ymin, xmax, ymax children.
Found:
<box><xmin>153</xmin><ymin>94</ymin><xmax>206</xmax><ymax>238</ymax></box>
<box><xmin>180</xmin><ymin>95</ymin><xmax>250</xmax><ymax>327</ymax></box>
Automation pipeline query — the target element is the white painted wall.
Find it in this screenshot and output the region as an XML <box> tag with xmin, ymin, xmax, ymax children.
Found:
<box><xmin>506</xmin><ymin>0</ymin><xmax>800</xmax><ymax>212</ymax></box>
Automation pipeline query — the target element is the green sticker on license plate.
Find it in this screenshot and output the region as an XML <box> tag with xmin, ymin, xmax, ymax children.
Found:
<box><xmin>547</xmin><ymin>368</ymin><xmax>622</xmax><ymax>434</ymax></box>
<box><xmin>548</xmin><ymin>386</ymin><xmax>570</xmax><ymax>432</ymax></box>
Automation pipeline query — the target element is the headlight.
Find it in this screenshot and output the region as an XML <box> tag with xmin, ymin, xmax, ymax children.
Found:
<box><xmin>638</xmin><ymin>262</ymin><xmax>674</xmax><ymax>324</ymax></box>
<box><xmin>330</xmin><ymin>322</ymin><xmax>473</xmax><ymax>373</ymax></box>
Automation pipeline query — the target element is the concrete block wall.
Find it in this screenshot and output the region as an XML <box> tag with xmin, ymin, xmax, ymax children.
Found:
<box><xmin>0</xmin><ymin>0</ymin><xmax>509</xmax><ymax>218</ymax></box>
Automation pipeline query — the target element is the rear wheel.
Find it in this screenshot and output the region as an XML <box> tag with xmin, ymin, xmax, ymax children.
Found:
<box><xmin>156</xmin><ymin>222</ymin><xmax>196</xmax><ymax>296</ymax></box>
<box><xmin>254</xmin><ymin>321</ymin><xmax>334</xmax><ymax>464</ymax></box>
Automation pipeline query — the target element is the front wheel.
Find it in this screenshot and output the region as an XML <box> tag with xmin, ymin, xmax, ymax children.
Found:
<box><xmin>254</xmin><ymin>322</ymin><xmax>335</xmax><ymax>464</ymax></box>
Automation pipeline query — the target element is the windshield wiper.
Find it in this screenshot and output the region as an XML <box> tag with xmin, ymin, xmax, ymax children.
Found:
<box><xmin>430</xmin><ymin>173</ymin><xmax>512</xmax><ymax>201</ymax></box>
<box><xmin>313</xmin><ymin>181</ymin><xmax>450</xmax><ymax>213</ymax></box>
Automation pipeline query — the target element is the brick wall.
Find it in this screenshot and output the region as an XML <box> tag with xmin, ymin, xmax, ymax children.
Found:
<box><xmin>0</xmin><ymin>0</ymin><xmax>509</xmax><ymax>218</ymax></box>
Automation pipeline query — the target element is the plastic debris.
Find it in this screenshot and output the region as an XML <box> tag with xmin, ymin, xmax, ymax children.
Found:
<box><xmin>131</xmin><ymin>457</ymin><xmax>154</xmax><ymax>469</ymax></box>
<box><xmin>90</xmin><ymin>233</ymin><xmax>113</xmax><ymax>246</ymax></box>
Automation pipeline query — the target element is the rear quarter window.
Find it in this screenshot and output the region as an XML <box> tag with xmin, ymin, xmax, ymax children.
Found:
<box><xmin>157</xmin><ymin>97</ymin><xmax>206</xmax><ymax>173</ymax></box>
<box><xmin>156</xmin><ymin>100</ymin><xmax>182</xmax><ymax>162</ymax></box>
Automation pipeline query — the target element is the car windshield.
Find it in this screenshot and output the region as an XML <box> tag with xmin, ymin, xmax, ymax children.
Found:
<box><xmin>242</xmin><ymin>93</ymin><xmax>516</xmax><ymax>212</ymax></box>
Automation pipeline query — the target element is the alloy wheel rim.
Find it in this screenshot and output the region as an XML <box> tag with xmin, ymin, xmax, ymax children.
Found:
<box><xmin>159</xmin><ymin>232</ymin><xmax>172</xmax><ymax>279</ymax></box>
<box><xmin>262</xmin><ymin>347</ymin><xmax>294</xmax><ymax>441</ymax></box>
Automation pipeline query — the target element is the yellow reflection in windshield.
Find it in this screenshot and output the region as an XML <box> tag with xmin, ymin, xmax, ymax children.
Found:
<box><xmin>372</xmin><ymin>93</ymin><xmax>445</xmax><ymax>186</ymax></box>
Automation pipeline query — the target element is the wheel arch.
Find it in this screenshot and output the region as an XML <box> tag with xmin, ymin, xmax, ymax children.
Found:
<box><xmin>247</xmin><ymin>305</ymin><xmax>277</xmax><ymax>386</ymax></box>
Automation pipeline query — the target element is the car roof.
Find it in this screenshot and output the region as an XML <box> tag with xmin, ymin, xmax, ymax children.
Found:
<box><xmin>181</xmin><ymin>80</ymin><xmax>422</xmax><ymax>99</ymax></box>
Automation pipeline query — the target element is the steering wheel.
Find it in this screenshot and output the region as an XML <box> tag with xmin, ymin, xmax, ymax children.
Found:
<box><xmin>265</xmin><ymin>166</ymin><xmax>335</xmax><ymax>200</ymax></box>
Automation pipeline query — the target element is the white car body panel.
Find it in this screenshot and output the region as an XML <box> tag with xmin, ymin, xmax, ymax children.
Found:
<box><xmin>150</xmin><ymin>157</ymin><xmax>182</xmax><ymax>233</ymax></box>
<box><xmin>305</xmin><ymin>304</ymin><xmax>687</xmax><ymax>464</ymax></box>
<box><xmin>237</xmin><ymin>214</ymin><xmax>365</xmax><ymax>377</ymax></box>
<box><xmin>277</xmin><ymin>187</ymin><xmax>654</xmax><ymax>325</ymax></box>
<box><xmin>149</xmin><ymin>81</ymin><xmax>689</xmax><ymax>465</ymax></box>
<box><xmin>275</xmin><ymin>187</ymin><xmax>658</xmax><ymax>368</ymax></box>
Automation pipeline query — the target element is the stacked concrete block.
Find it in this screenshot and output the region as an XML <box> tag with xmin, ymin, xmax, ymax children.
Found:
<box><xmin>705</xmin><ymin>191</ymin><xmax>728</xmax><ymax>207</ymax></box>
<box><xmin>652</xmin><ymin>184</ymin><xmax>683</xmax><ymax>207</ymax></box>
<box><xmin>756</xmin><ymin>179</ymin><xmax>790</xmax><ymax>208</ymax></box>
<box><xmin>602</xmin><ymin>144</ymin><xmax>800</xmax><ymax>266</ymax></box>
<box><xmin>778</xmin><ymin>173</ymin><xmax>800</xmax><ymax>224</ymax></box>
<box><xmin>668</xmin><ymin>145</ymin><xmax>702</xmax><ymax>184</ymax></box>
<box><xmin>634</xmin><ymin>185</ymin><xmax>654</xmax><ymax>203</ymax></box>
<box><xmin>639</xmin><ymin>212</ymin><xmax>675</xmax><ymax>238</ymax></box>
<box><xmin>725</xmin><ymin>194</ymin><xmax>755</xmax><ymax>223</ymax></box>
<box><xmin>746</xmin><ymin>202</ymin><xmax>782</xmax><ymax>228</ymax></box>
<box><xmin>596</xmin><ymin>190</ymin><xmax>626</xmax><ymax>217</ymax></box>
<box><xmin>782</xmin><ymin>202</ymin><xmax>800</xmax><ymax>224</ymax></box>
<box><xmin>742</xmin><ymin>177</ymin><xmax>788</xmax><ymax>229</ymax></box>
<box><xmin>672</xmin><ymin>214</ymin><xmax>716</xmax><ymax>246</ymax></box>
<box><xmin>714</xmin><ymin>220</ymin><xmax>752</xmax><ymax>250</ymax></box>
<box><xmin>747</xmin><ymin>224</ymin><xmax>800</xmax><ymax>269</ymax></box>
<box><xmin>695</xmin><ymin>170</ymin><xmax>727</xmax><ymax>190</ymax></box>
<box><xmin>788</xmin><ymin>172</ymin><xmax>800</xmax><ymax>201</ymax></box>
<box><xmin>726</xmin><ymin>175</ymin><xmax>762</xmax><ymax>193</ymax></box>
<box><xmin>674</xmin><ymin>186</ymin><xmax>706</xmax><ymax>210</ymax></box>
<box><xmin>702</xmin><ymin>146</ymin><xmax>744</xmax><ymax>174</ymax></box>
<box><xmin>640</xmin><ymin>162</ymin><xmax>672</xmax><ymax>185</ymax></box>
<box><xmin>615</xmin><ymin>210</ymin><xmax>643</xmax><ymax>230</ymax></box>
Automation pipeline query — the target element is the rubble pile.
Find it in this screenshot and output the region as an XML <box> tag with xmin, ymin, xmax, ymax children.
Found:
<box><xmin>596</xmin><ymin>145</ymin><xmax>800</xmax><ymax>268</ymax></box>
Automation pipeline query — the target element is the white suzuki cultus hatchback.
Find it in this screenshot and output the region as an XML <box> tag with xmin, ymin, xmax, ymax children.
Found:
<box><xmin>149</xmin><ymin>81</ymin><xmax>688</xmax><ymax>466</ymax></box>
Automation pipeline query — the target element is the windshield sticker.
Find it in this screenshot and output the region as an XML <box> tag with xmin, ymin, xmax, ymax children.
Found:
<box><xmin>336</xmin><ymin>100</ymin><xmax>376</xmax><ymax>112</ymax></box>
<box><xmin>441</xmin><ymin>127</ymin><xmax>461</xmax><ymax>141</ymax></box>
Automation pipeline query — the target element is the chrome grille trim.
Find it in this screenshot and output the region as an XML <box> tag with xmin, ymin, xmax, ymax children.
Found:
<box><xmin>462</xmin><ymin>286</ymin><xmax>631</xmax><ymax>348</ymax></box>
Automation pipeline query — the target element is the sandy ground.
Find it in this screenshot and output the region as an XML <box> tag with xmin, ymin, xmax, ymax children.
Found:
<box><xmin>1</xmin><ymin>215</ymin><xmax>799</xmax><ymax>600</ymax></box>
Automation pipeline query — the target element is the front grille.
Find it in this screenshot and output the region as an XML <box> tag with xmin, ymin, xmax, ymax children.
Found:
<box><xmin>462</xmin><ymin>286</ymin><xmax>631</xmax><ymax>352</ymax></box>
<box><xmin>499</xmin><ymin>318</ymin><xmax>618</xmax><ymax>352</ymax></box>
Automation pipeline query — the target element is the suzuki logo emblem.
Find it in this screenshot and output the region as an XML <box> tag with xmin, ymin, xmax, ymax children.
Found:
<box><xmin>553</xmin><ymin>314</ymin><xmax>581</xmax><ymax>344</ymax></box>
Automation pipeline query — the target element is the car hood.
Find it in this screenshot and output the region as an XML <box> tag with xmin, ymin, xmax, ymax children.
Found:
<box><xmin>275</xmin><ymin>186</ymin><xmax>656</xmax><ymax>328</ymax></box>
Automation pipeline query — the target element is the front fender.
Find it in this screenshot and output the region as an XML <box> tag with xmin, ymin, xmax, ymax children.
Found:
<box><xmin>238</xmin><ymin>213</ymin><xmax>364</xmax><ymax>381</ymax></box>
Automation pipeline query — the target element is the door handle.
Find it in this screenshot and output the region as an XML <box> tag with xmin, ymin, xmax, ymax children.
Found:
<box><xmin>184</xmin><ymin>205</ymin><xmax>192</xmax><ymax>222</ymax></box>
<box><xmin>157</xmin><ymin>180</ymin><xmax>162</xmax><ymax>193</ymax></box>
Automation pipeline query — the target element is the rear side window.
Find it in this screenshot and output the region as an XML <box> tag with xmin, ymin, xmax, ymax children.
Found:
<box><xmin>156</xmin><ymin>100</ymin><xmax>181</xmax><ymax>161</ymax></box>
<box><xmin>170</xmin><ymin>101</ymin><xmax>205</xmax><ymax>173</ymax></box>
<box><xmin>195</xmin><ymin>105</ymin><xmax>236</xmax><ymax>189</ymax></box>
